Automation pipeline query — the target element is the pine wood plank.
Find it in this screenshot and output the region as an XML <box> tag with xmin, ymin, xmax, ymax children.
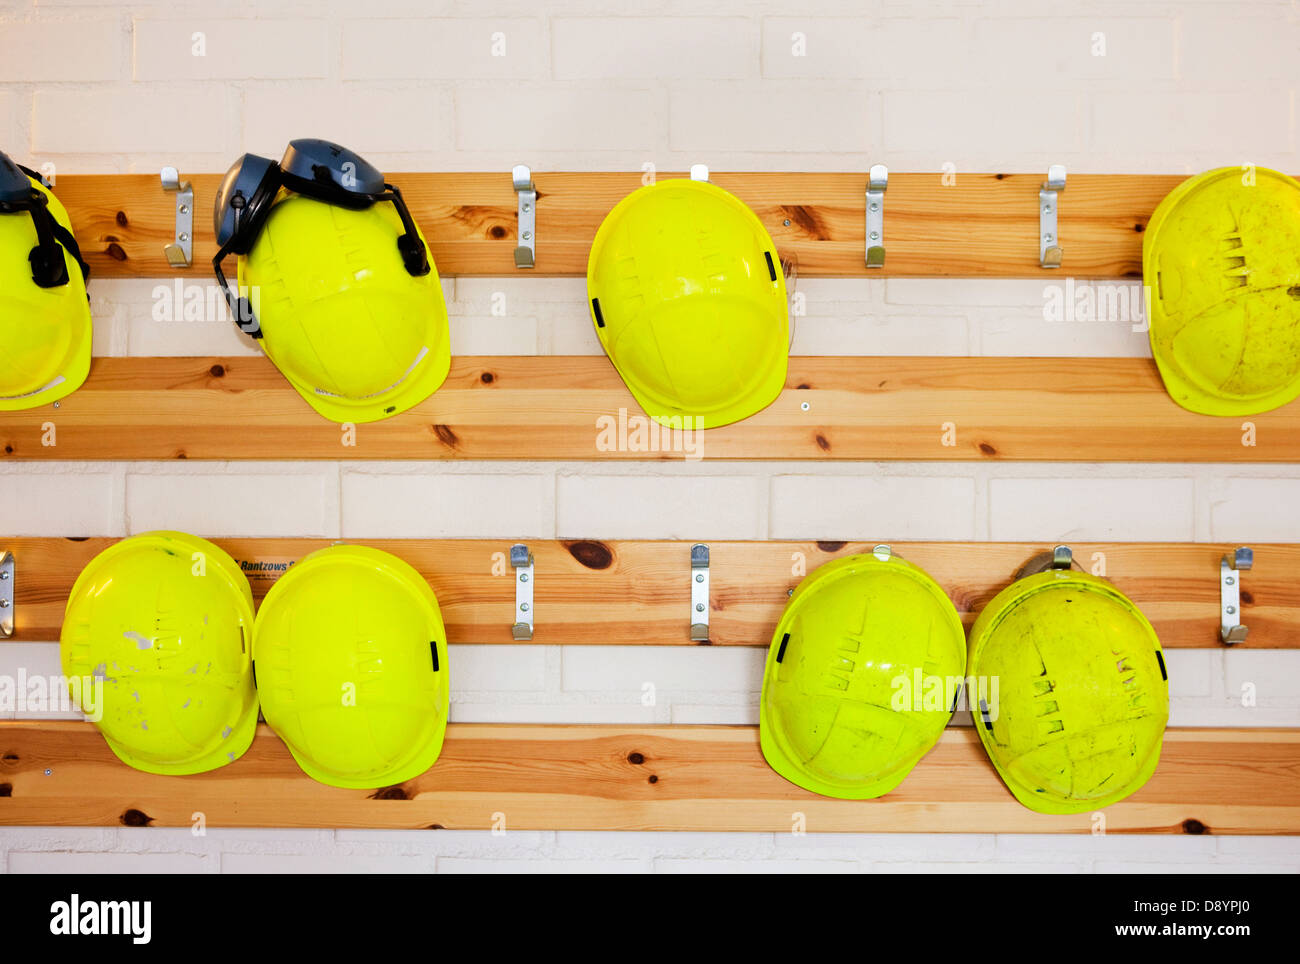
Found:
<box><xmin>0</xmin><ymin>356</ymin><xmax>1293</xmax><ymax>461</ymax></box>
<box><xmin>0</xmin><ymin>722</ymin><xmax>1294</xmax><ymax>832</ymax></box>
<box><xmin>2</xmin><ymin>539</ymin><xmax>1292</xmax><ymax>649</ymax></box>
<box><xmin>55</xmin><ymin>172</ymin><xmax>1183</xmax><ymax>278</ymax></box>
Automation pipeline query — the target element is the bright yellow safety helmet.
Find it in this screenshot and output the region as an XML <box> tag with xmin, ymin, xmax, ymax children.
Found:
<box><xmin>0</xmin><ymin>151</ymin><xmax>92</xmax><ymax>411</ymax></box>
<box><xmin>760</xmin><ymin>547</ymin><xmax>966</xmax><ymax>799</ymax></box>
<box><xmin>587</xmin><ymin>174</ymin><xmax>788</xmax><ymax>429</ymax></box>
<box><xmin>253</xmin><ymin>544</ymin><xmax>450</xmax><ymax>789</ymax></box>
<box><xmin>60</xmin><ymin>532</ymin><xmax>258</xmax><ymax>775</ymax></box>
<box><xmin>212</xmin><ymin>139</ymin><xmax>450</xmax><ymax>424</ymax></box>
<box><xmin>1144</xmin><ymin>166</ymin><xmax>1300</xmax><ymax>415</ymax></box>
<box><xmin>967</xmin><ymin>549</ymin><xmax>1169</xmax><ymax>814</ymax></box>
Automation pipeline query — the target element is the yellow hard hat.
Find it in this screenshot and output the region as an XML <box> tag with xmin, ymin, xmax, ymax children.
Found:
<box><xmin>1144</xmin><ymin>166</ymin><xmax>1300</xmax><ymax>415</ymax></box>
<box><xmin>967</xmin><ymin>557</ymin><xmax>1169</xmax><ymax>814</ymax></box>
<box><xmin>587</xmin><ymin>176</ymin><xmax>788</xmax><ymax>429</ymax></box>
<box><xmin>60</xmin><ymin>532</ymin><xmax>258</xmax><ymax>775</ymax></box>
<box><xmin>760</xmin><ymin>547</ymin><xmax>966</xmax><ymax>799</ymax></box>
<box><xmin>0</xmin><ymin>152</ymin><xmax>92</xmax><ymax>411</ymax></box>
<box><xmin>252</xmin><ymin>544</ymin><xmax>450</xmax><ymax>789</ymax></box>
<box><xmin>213</xmin><ymin>139</ymin><xmax>450</xmax><ymax>424</ymax></box>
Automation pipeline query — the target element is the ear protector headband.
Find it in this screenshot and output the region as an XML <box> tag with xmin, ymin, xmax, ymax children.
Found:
<box><xmin>211</xmin><ymin>138</ymin><xmax>429</xmax><ymax>338</ymax></box>
<box><xmin>0</xmin><ymin>151</ymin><xmax>90</xmax><ymax>290</ymax></box>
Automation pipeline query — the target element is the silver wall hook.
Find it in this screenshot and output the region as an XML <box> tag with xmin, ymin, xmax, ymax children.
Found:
<box><xmin>1220</xmin><ymin>547</ymin><xmax>1253</xmax><ymax>645</ymax></box>
<box><xmin>865</xmin><ymin>164</ymin><xmax>888</xmax><ymax>268</ymax></box>
<box><xmin>1039</xmin><ymin>164</ymin><xmax>1066</xmax><ymax>268</ymax></box>
<box><xmin>160</xmin><ymin>166</ymin><xmax>193</xmax><ymax>268</ymax></box>
<box><xmin>690</xmin><ymin>544</ymin><xmax>710</xmax><ymax>641</ymax></box>
<box><xmin>0</xmin><ymin>549</ymin><xmax>13</xmax><ymax>637</ymax></box>
<box><xmin>511</xmin><ymin>165</ymin><xmax>536</xmax><ymax>269</ymax></box>
<box><xmin>510</xmin><ymin>543</ymin><xmax>534</xmax><ymax>639</ymax></box>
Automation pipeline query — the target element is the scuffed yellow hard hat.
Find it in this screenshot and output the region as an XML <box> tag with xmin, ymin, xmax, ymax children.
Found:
<box><xmin>1145</xmin><ymin>166</ymin><xmax>1300</xmax><ymax>415</ymax></box>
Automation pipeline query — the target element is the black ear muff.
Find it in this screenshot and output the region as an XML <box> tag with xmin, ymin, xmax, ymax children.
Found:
<box><xmin>212</xmin><ymin>153</ymin><xmax>282</xmax><ymax>339</ymax></box>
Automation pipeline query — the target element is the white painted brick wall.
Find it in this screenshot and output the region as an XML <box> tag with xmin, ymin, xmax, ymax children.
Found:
<box><xmin>988</xmin><ymin>476</ymin><xmax>1196</xmax><ymax>542</ymax></box>
<box><xmin>761</xmin><ymin>17</ymin><xmax>969</xmax><ymax>86</ymax></box>
<box><xmin>556</xmin><ymin>472</ymin><xmax>767</xmax><ymax>539</ymax></box>
<box><xmin>244</xmin><ymin>85</ymin><xmax>454</xmax><ymax>157</ymax></box>
<box><xmin>133</xmin><ymin>19</ymin><xmax>332</xmax><ymax>81</ymax></box>
<box><xmin>2</xmin><ymin>1</ymin><xmax>1298</xmax><ymax>875</ymax></box>
<box><xmin>342</xmin><ymin>19</ymin><xmax>548</xmax><ymax>80</ymax></box>
<box><xmin>342</xmin><ymin>468</ymin><xmax>554</xmax><ymax>538</ymax></box>
<box><xmin>553</xmin><ymin>17</ymin><xmax>757</xmax><ymax>80</ymax></box>
<box><xmin>124</xmin><ymin>466</ymin><xmax>340</xmax><ymax>537</ymax></box>
<box><xmin>770</xmin><ymin>475</ymin><xmax>978</xmax><ymax>540</ymax></box>
<box><xmin>671</xmin><ymin>85</ymin><xmax>872</xmax><ymax>155</ymax></box>
<box><xmin>968</xmin><ymin>19</ymin><xmax>1178</xmax><ymax>86</ymax></box>
<box><xmin>456</xmin><ymin>87</ymin><xmax>661</xmax><ymax>155</ymax></box>
<box><xmin>1206</xmin><ymin>477</ymin><xmax>1300</xmax><ymax>543</ymax></box>
<box><xmin>0</xmin><ymin>19</ymin><xmax>123</xmax><ymax>82</ymax></box>
<box><xmin>0</xmin><ymin>468</ymin><xmax>124</xmax><ymax>536</ymax></box>
<box><xmin>33</xmin><ymin>88</ymin><xmax>236</xmax><ymax>156</ymax></box>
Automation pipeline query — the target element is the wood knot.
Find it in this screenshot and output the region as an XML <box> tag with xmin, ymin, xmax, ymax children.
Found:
<box><xmin>627</xmin><ymin>752</ymin><xmax>645</xmax><ymax>765</ymax></box>
<box><xmin>209</xmin><ymin>364</ymin><xmax>225</xmax><ymax>377</ymax></box>
<box><xmin>565</xmin><ymin>540</ymin><xmax>613</xmax><ymax>570</ymax></box>
<box><xmin>106</xmin><ymin>242</ymin><xmax>127</xmax><ymax>261</ymax></box>
<box><xmin>431</xmin><ymin>424</ymin><xmax>459</xmax><ymax>449</ymax></box>
<box><xmin>1181</xmin><ymin>818</ymin><xmax>1209</xmax><ymax>835</ymax></box>
<box><xmin>120</xmin><ymin>808</ymin><xmax>153</xmax><ymax>826</ymax></box>
<box><xmin>480</xmin><ymin>371</ymin><xmax>495</xmax><ymax>384</ymax></box>
<box><xmin>814</xmin><ymin>433</ymin><xmax>831</xmax><ymax>452</ymax></box>
<box><xmin>816</xmin><ymin>541</ymin><xmax>847</xmax><ymax>553</ymax></box>
<box><xmin>489</xmin><ymin>225</ymin><xmax>507</xmax><ymax>239</ymax></box>
<box><xmin>369</xmin><ymin>786</ymin><xmax>410</xmax><ymax>800</ymax></box>
<box><xmin>978</xmin><ymin>442</ymin><xmax>998</xmax><ymax>456</ymax></box>
<box><xmin>115</xmin><ymin>211</ymin><xmax>129</xmax><ymax>228</ymax></box>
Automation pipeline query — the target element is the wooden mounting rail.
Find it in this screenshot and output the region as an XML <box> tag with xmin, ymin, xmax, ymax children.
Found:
<box><xmin>0</xmin><ymin>722</ymin><xmax>1295</xmax><ymax>833</ymax></box>
<box><xmin>0</xmin><ymin>356</ymin><xmax>1294</xmax><ymax>462</ymax></box>
<box><xmin>57</xmin><ymin>171</ymin><xmax>1193</xmax><ymax>279</ymax></box>
<box><xmin>3</xmin><ymin>539</ymin><xmax>1293</xmax><ymax>649</ymax></box>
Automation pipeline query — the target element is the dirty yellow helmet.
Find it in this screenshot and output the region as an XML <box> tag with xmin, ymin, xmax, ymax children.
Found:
<box><xmin>0</xmin><ymin>151</ymin><xmax>91</xmax><ymax>411</ymax></box>
<box><xmin>60</xmin><ymin>531</ymin><xmax>258</xmax><ymax>775</ymax></box>
<box><xmin>1144</xmin><ymin>166</ymin><xmax>1300</xmax><ymax>415</ymax></box>
<box><xmin>760</xmin><ymin>547</ymin><xmax>966</xmax><ymax>799</ymax></box>
<box><xmin>253</xmin><ymin>544</ymin><xmax>449</xmax><ymax>789</ymax></box>
<box><xmin>967</xmin><ymin>549</ymin><xmax>1169</xmax><ymax>814</ymax></box>
<box><xmin>212</xmin><ymin>139</ymin><xmax>450</xmax><ymax>424</ymax></box>
<box><xmin>587</xmin><ymin>174</ymin><xmax>788</xmax><ymax>429</ymax></box>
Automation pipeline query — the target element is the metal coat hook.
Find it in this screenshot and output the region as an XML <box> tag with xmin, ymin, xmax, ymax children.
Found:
<box><xmin>510</xmin><ymin>543</ymin><xmax>534</xmax><ymax>640</ymax></box>
<box><xmin>160</xmin><ymin>166</ymin><xmax>193</xmax><ymax>268</ymax></box>
<box><xmin>865</xmin><ymin>164</ymin><xmax>888</xmax><ymax>268</ymax></box>
<box><xmin>1039</xmin><ymin>165</ymin><xmax>1066</xmax><ymax>268</ymax></box>
<box><xmin>512</xmin><ymin>165</ymin><xmax>536</xmax><ymax>269</ymax></box>
<box><xmin>1220</xmin><ymin>547</ymin><xmax>1253</xmax><ymax>645</ymax></box>
<box><xmin>690</xmin><ymin>544</ymin><xmax>710</xmax><ymax>641</ymax></box>
<box><xmin>0</xmin><ymin>549</ymin><xmax>13</xmax><ymax>637</ymax></box>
